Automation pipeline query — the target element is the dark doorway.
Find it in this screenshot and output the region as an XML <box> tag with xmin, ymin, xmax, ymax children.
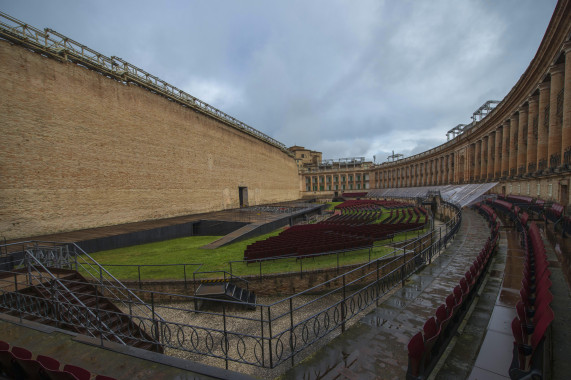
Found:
<box><xmin>239</xmin><ymin>187</ymin><xmax>248</xmax><ymax>208</ymax></box>
<box><xmin>561</xmin><ymin>184</ymin><xmax>568</xmax><ymax>206</ymax></box>
<box><xmin>502</xmin><ymin>186</ymin><xmax>506</xmax><ymax>196</ymax></box>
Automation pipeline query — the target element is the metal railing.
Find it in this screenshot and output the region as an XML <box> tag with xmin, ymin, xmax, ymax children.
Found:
<box><xmin>0</xmin><ymin>203</ymin><xmax>462</xmax><ymax>371</ymax></box>
<box><xmin>0</xmin><ymin>11</ymin><xmax>292</xmax><ymax>157</ymax></box>
<box><xmin>2</xmin><ymin>241</ymin><xmax>165</xmax><ymax>330</ymax></box>
<box><xmin>228</xmin><ymin>224</ymin><xmax>428</xmax><ymax>280</ymax></box>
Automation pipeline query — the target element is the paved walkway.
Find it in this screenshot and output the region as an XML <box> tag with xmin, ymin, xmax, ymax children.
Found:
<box><xmin>283</xmin><ymin>208</ymin><xmax>491</xmax><ymax>379</ymax></box>
<box><xmin>436</xmin><ymin>219</ymin><xmax>571</xmax><ymax>380</ymax></box>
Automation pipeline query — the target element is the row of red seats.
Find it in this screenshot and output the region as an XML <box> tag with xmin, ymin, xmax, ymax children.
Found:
<box><xmin>244</xmin><ymin>220</ymin><xmax>425</xmax><ymax>261</ymax></box>
<box><xmin>321</xmin><ymin>211</ymin><xmax>381</xmax><ymax>226</ymax></box>
<box><xmin>509</xmin><ymin>219</ymin><xmax>554</xmax><ymax>379</ymax></box>
<box><xmin>341</xmin><ymin>192</ymin><xmax>368</xmax><ymax>198</ymax></box>
<box><xmin>407</xmin><ymin>204</ymin><xmax>500</xmax><ymax>379</ymax></box>
<box><xmin>0</xmin><ymin>340</ymin><xmax>116</xmax><ymax>380</ymax></box>
<box><xmin>244</xmin><ymin>230</ymin><xmax>374</xmax><ymax>260</ymax></box>
<box><xmin>334</xmin><ymin>199</ymin><xmax>410</xmax><ymax>210</ymax></box>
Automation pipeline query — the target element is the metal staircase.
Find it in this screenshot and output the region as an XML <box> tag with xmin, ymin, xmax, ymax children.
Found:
<box><xmin>0</xmin><ymin>242</ymin><xmax>164</xmax><ymax>353</ymax></box>
<box><xmin>194</xmin><ymin>280</ymin><xmax>256</xmax><ymax>310</ymax></box>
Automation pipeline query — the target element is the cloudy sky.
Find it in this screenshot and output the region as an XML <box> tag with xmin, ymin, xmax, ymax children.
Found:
<box><xmin>1</xmin><ymin>0</ymin><xmax>558</xmax><ymax>162</ymax></box>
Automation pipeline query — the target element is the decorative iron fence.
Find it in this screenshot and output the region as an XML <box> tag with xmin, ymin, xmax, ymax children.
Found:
<box><xmin>1</xmin><ymin>203</ymin><xmax>461</xmax><ymax>371</ymax></box>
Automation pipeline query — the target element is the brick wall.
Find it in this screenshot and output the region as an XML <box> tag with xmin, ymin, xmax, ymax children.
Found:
<box><xmin>0</xmin><ymin>41</ymin><xmax>300</xmax><ymax>239</ymax></box>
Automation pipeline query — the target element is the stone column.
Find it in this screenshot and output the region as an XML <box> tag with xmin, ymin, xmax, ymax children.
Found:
<box><xmin>487</xmin><ymin>132</ymin><xmax>495</xmax><ymax>179</ymax></box>
<box><xmin>509</xmin><ymin>113</ymin><xmax>519</xmax><ymax>177</ymax></box>
<box><xmin>562</xmin><ymin>42</ymin><xmax>571</xmax><ymax>166</ymax></box>
<box><xmin>448</xmin><ymin>153</ymin><xmax>458</xmax><ymax>184</ymax></box>
<box><xmin>527</xmin><ymin>95</ymin><xmax>539</xmax><ymax>173</ymax></box>
<box><xmin>501</xmin><ymin>121</ymin><xmax>510</xmax><ymax>177</ymax></box>
<box><xmin>517</xmin><ymin>105</ymin><xmax>528</xmax><ymax>175</ymax></box>
<box><xmin>474</xmin><ymin>140</ymin><xmax>482</xmax><ymax>180</ymax></box>
<box><xmin>548</xmin><ymin>64</ymin><xmax>564</xmax><ymax>169</ymax></box>
<box><xmin>537</xmin><ymin>81</ymin><xmax>551</xmax><ymax>171</ymax></box>
<box><xmin>480</xmin><ymin>137</ymin><xmax>487</xmax><ymax>180</ymax></box>
<box><xmin>495</xmin><ymin>126</ymin><xmax>502</xmax><ymax>178</ymax></box>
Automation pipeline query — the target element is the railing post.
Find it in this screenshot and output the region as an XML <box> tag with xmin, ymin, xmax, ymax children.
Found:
<box><xmin>14</xmin><ymin>273</ymin><xmax>22</xmax><ymax>323</ymax></box>
<box><xmin>52</xmin><ymin>279</ymin><xmax>60</xmax><ymax>329</ymax></box>
<box><xmin>341</xmin><ymin>274</ymin><xmax>346</xmax><ymax>333</ymax></box>
<box><xmin>128</xmin><ymin>292</ymin><xmax>133</xmax><ymax>320</ymax></box>
<box><xmin>183</xmin><ymin>265</ymin><xmax>187</xmax><ymax>290</ymax></box>
<box><xmin>299</xmin><ymin>259</ymin><xmax>303</xmax><ymax>279</ymax></box>
<box><xmin>151</xmin><ymin>292</ymin><xmax>160</xmax><ymax>345</ymax></box>
<box><xmin>267</xmin><ymin>306</ymin><xmax>273</xmax><ymax>368</ymax></box>
<box><xmin>401</xmin><ymin>246</ymin><xmax>406</xmax><ymax>287</ymax></box>
<box><xmin>74</xmin><ymin>245</ymin><xmax>78</xmax><ymax>272</ymax></box>
<box><xmin>376</xmin><ymin>259</ymin><xmax>380</xmax><ymax>307</ymax></box>
<box><xmin>223</xmin><ymin>303</ymin><xmax>229</xmax><ymax>370</ymax></box>
<box><xmin>289</xmin><ymin>298</ymin><xmax>295</xmax><ymax>366</ymax></box>
<box><xmin>259</xmin><ymin>260</ymin><xmax>262</xmax><ymax>282</ymax></box>
<box><xmin>138</xmin><ymin>266</ymin><xmax>142</xmax><ymax>290</ymax></box>
<box><xmin>260</xmin><ymin>306</ymin><xmax>265</xmax><ymax>367</ymax></box>
<box><xmin>95</xmin><ymin>283</ymin><xmax>103</xmax><ymax>347</ymax></box>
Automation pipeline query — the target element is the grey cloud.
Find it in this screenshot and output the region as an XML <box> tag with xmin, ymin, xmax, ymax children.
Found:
<box><xmin>1</xmin><ymin>0</ymin><xmax>558</xmax><ymax>161</ymax></box>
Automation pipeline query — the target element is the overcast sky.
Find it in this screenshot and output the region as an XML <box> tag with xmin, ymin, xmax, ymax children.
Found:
<box><xmin>1</xmin><ymin>0</ymin><xmax>558</xmax><ymax>162</ymax></box>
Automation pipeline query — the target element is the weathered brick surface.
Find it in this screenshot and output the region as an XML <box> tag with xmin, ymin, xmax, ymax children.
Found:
<box><xmin>0</xmin><ymin>40</ymin><xmax>299</xmax><ymax>239</ymax></box>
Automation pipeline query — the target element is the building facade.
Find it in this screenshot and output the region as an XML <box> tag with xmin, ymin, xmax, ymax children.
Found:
<box><xmin>301</xmin><ymin>0</ymin><xmax>571</xmax><ymax>208</ymax></box>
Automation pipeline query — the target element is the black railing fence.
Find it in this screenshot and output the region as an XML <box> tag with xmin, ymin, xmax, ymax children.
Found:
<box><xmin>0</xmin><ymin>202</ymin><xmax>461</xmax><ymax>371</ymax></box>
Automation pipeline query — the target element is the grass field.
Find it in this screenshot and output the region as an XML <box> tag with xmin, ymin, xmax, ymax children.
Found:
<box><xmin>87</xmin><ymin>203</ymin><xmax>426</xmax><ymax>281</ymax></box>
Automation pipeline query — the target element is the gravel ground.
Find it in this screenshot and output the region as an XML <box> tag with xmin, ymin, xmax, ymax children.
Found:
<box><xmin>126</xmin><ymin>283</ymin><xmax>402</xmax><ymax>379</ymax></box>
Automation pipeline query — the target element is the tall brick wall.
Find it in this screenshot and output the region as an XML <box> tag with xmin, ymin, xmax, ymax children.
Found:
<box><xmin>0</xmin><ymin>40</ymin><xmax>300</xmax><ymax>239</ymax></box>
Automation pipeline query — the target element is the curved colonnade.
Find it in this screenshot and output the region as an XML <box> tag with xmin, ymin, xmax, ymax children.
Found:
<box><xmin>372</xmin><ymin>0</ymin><xmax>571</xmax><ymax>204</ymax></box>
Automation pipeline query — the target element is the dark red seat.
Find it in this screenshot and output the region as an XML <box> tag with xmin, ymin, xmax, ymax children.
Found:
<box><xmin>0</xmin><ymin>341</ymin><xmax>16</xmax><ymax>378</ymax></box>
<box><xmin>95</xmin><ymin>375</ymin><xmax>119</xmax><ymax>380</ymax></box>
<box><xmin>453</xmin><ymin>285</ymin><xmax>463</xmax><ymax>306</ymax></box>
<box><xmin>45</xmin><ymin>364</ymin><xmax>91</xmax><ymax>380</ymax></box>
<box><xmin>37</xmin><ymin>355</ymin><xmax>60</xmax><ymax>372</ymax></box>
<box><xmin>423</xmin><ymin>317</ymin><xmax>441</xmax><ymax>366</ymax></box>
<box><xmin>460</xmin><ymin>277</ymin><xmax>470</xmax><ymax>297</ymax></box>
<box><xmin>407</xmin><ymin>332</ymin><xmax>425</xmax><ymax>379</ymax></box>
<box><xmin>446</xmin><ymin>293</ymin><xmax>458</xmax><ymax>317</ymax></box>
<box><xmin>10</xmin><ymin>346</ymin><xmax>32</xmax><ymax>380</ymax></box>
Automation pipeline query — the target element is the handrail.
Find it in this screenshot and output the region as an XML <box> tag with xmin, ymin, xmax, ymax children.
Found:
<box><xmin>69</xmin><ymin>243</ymin><xmax>166</xmax><ymax>324</ymax></box>
<box><xmin>0</xmin><ymin>203</ymin><xmax>463</xmax><ymax>370</ymax></box>
<box><xmin>23</xmin><ymin>252</ymin><xmax>126</xmax><ymax>344</ymax></box>
<box><xmin>0</xmin><ymin>11</ymin><xmax>293</xmax><ymax>157</ymax></box>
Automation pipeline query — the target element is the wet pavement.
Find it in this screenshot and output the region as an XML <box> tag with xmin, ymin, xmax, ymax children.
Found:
<box><xmin>439</xmin><ymin>220</ymin><xmax>571</xmax><ymax>380</ymax></box>
<box><xmin>283</xmin><ymin>208</ymin><xmax>491</xmax><ymax>380</ymax></box>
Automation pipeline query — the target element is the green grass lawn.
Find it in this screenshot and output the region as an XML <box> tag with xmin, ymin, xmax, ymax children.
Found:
<box><xmin>86</xmin><ymin>207</ymin><xmax>427</xmax><ymax>281</ymax></box>
<box><xmin>87</xmin><ymin>229</ymin><xmax>283</xmax><ymax>280</ymax></box>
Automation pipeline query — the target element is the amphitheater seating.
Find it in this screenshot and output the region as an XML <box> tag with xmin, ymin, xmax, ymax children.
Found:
<box><xmin>485</xmin><ymin>197</ymin><xmax>555</xmax><ymax>379</ymax></box>
<box><xmin>244</xmin><ymin>202</ymin><xmax>427</xmax><ymax>260</ymax></box>
<box><xmin>546</xmin><ymin>203</ymin><xmax>564</xmax><ymax>223</ymax></box>
<box><xmin>406</xmin><ymin>203</ymin><xmax>500</xmax><ymax>379</ymax></box>
<box><xmin>0</xmin><ymin>340</ymin><xmax>117</xmax><ymax>380</ymax></box>
<box><xmin>341</xmin><ymin>192</ymin><xmax>368</xmax><ymax>198</ymax></box>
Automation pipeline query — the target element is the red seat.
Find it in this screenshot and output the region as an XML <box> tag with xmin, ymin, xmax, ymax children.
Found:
<box><xmin>45</xmin><ymin>364</ymin><xmax>91</xmax><ymax>380</ymax></box>
<box><xmin>37</xmin><ymin>355</ymin><xmax>60</xmax><ymax>371</ymax></box>
<box><xmin>446</xmin><ymin>294</ymin><xmax>458</xmax><ymax>317</ymax></box>
<box><xmin>0</xmin><ymin>341</ymin><xmax>15</xmax><ymax>378</ymax></box>
<box><xmin>95</xmin><ymin>375</ymin><xmax>119</xmax><ymax>380</ymax></box>
<box><xmin>407</xmin><ymin>332</ymin><xmax>425</xmax><ymax>379</ymax></box>
<box><xmin>453</xmin><ymin>285</ymin><xmax>463</xmax><ymax>306</ymax></box>
<box><xmin>460</xmin><ymin>277</ymin><xmax>470</xmax><ymax>297</ymax></box>
<box><xmin>423</xmin><ymin>317</ymin><xmax>441</xmax><ymax>366</ymax></box>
